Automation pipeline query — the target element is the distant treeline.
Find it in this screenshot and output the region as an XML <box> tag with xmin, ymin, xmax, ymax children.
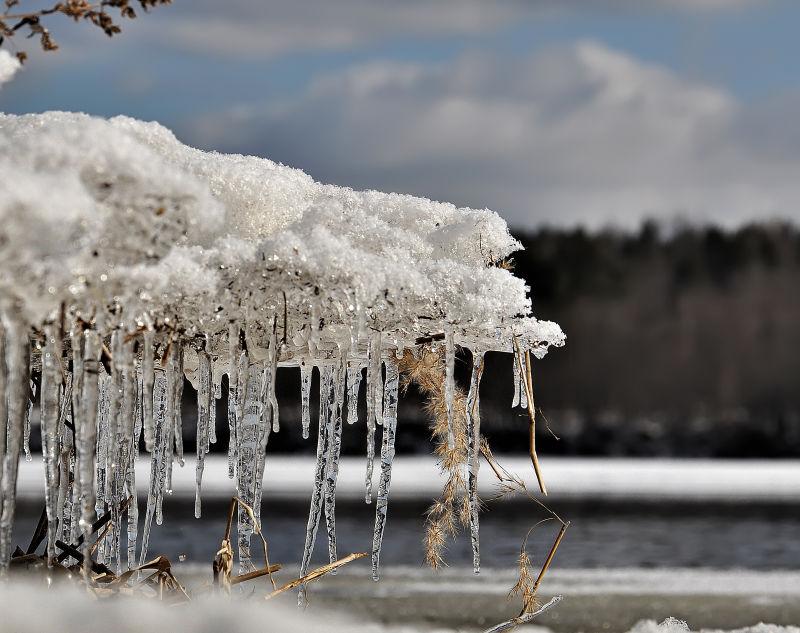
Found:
<box><xmin>498</xmin><ymin>221</ymin><xmax>800</xmax><ymax>457</ymax></box>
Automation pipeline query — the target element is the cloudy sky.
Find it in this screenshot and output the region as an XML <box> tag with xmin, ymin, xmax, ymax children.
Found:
<box><xmin>2</xmin><ymin>0</ymin><xmax>799</xmax><ymax>230</ymax></box>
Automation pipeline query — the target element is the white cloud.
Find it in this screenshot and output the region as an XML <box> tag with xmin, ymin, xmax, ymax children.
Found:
<box><xmin>181</xmin><ymin>40</ymin><xmax>798</xmax><ymax>229</ymax></box>
<box><xmin>157</xmin><ymin>0</ymin><xmax>764</xmax><ymax>58</ymax></box>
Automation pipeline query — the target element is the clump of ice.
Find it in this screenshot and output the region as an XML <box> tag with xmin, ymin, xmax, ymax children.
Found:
<box><xmin>0</xmin><ymin>50</ymin><xmax>20</xmax><ymax>88</ymax></box>
<box><xmin>0</xmin><ymin>111</ymin><xmax>564</xmax><ymax>579</ymax></box>
<box><xmin>0</xmin><ymin>111</ymin><xmax>563</xmax><ymax>357</ymax></box>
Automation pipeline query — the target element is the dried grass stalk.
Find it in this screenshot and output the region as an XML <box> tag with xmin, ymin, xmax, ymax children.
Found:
<box><xmin>264</xmin><ymin>552</ymin><xmax>367</xmax><ymax>601</ymax></box>
<box><xmin>398</xmin><ymin>347</ymin><xmax>470</xmax><ymax>568</ymax></box>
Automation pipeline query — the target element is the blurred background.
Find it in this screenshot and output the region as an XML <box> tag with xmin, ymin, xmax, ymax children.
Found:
<box><xmin>5</xmin><ymin>2</ymin><xmax>800</xmax><ymax>629</ymax></box>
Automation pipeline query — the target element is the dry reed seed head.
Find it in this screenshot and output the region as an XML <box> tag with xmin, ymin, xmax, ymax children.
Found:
<box><xmin>458</xmin><ymin>496</ymin><xmax>471</xmax><ymax>526</ymax></box>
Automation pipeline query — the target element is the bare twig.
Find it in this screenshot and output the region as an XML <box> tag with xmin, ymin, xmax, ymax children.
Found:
<box><xmin>264</xmin><ymin>552</ymin><xmax>367</xmax><ymax>601</ymax></box>
<box><xmin>513</xmin><ymin>337</ymin><xmax>547</xmax><ymax>495</ymax></box>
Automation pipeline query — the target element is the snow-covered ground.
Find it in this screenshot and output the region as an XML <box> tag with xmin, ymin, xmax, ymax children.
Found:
<box><xmin>15</xmin><ymin>455</ymin><xmax>800</xmax><ymax>502</ymax></box>
<box><xmin>1</xmin><ymin>573</ymin><xmax>799</xmax><ymax>633</ymax></box>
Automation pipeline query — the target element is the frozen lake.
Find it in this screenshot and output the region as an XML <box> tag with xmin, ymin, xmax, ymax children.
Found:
<box><xmin>9</xmin><ymin>457</ymin><xmax>800</xmax><ymax>631</ymax></box>
<box><xmin>11</xmin><ymin>456</ymin><xmax>800</xmax><ymax>570</ymax></box>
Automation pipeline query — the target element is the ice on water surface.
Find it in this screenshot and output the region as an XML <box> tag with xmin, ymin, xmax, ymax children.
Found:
<box><xmin>0</xmin><ymin>111</ymin><xmax>564</xmax><ymax>577</ymax></box>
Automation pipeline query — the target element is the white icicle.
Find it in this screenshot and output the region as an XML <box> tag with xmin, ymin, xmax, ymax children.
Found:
<box><xmin>371</xmin><ymin>356</ymin><xmax>399</xmax><ymax>581</ymax></box>
<box><xmin>298</xmin><ymin>364</ymin><xmax>335</xmax><ymax>606</ymax></box>
<box><xmin>195</xmin><ymin>341</ymin><xmax>212</xmax><ymax>519</ymax></box>
<box><xmin>235</xmin><ymin>362</ymin><xmax>264</xmax><ymax>573</ymax></box>
<box><xmin>56</xmin><ymin>371</ymin><xmax>73</xmax><ymax>549</ymax></box>
<box><xmin>23</xmin><ymin>371</ymin><xmax>33</xmax><ymax>462</ymax></box>
<box><xmin>172</xmin><ymin>343</ymin><xmax>185</xmax><ymax>468</ymax></box>
<box><xmin>226</xmin><ymin>325</ymin><xmax>240</xmax><ymax>478</ymax></box>
<box><xmin>40</xmin><ymin>324</ymin><xmax>63</xmax><ymax>563</ymax></box>
<box><xmin>268</xmin><ymin>322</ymin><xmax>280</xmax><ymax>434</ymax></box>
<box><xmin>323</xmin><ymin>361</ymin><xmax>345</xmax><ymax>569</ymax></box>
<box><xmin>252</xmin><ymin>363</ymin><xmax>272</xmax><ymax>523</ymax></box>
<box><xmin>77</xmin><ymin>330</ymin><xmax>101</xmax><ymax>575</ymax></box>
<box><xmin>0</xmin><ymin>319</ymin><xmax>29</xmax><ymax>568</ymax></box>
<box><xmin>300</xmin><ymin>360</ymin><xmax>312</xmax><ymax>439</ymax></box>
<box><xmin>465</xmin><ymin>350</ymin><xmax>485</xmax><ymax>574</ymax></box>
<box><xmin>124</xmin><ymin>356</ymin><xmax>138</xmax><ymax>570</ymax></box>
<box><xmin>346</xmin><ymin>361</ymin><xmax>363</xmax><ymax>426</ymax></box>
<box><xmin>512</xmin><ymin>349</ymin><xmax>521</xmax><ymax>408</ymax></box>
<box><xmin>364</xmin><ymin>333</ymin><xmax>382</xmax><ymax>503</ymax></box>
<box><xmin>140</xmin><ymin>369</ymin><xmax>167</xmax><ymax>566</ymax></box>
<box><xmin>445</xmin><ymin>327</ymin><xmax>456</xmax><ymax>449</ymax></box>
<box><xmin>517</xmin><ymin>351</ymin><xmax>528</xmax><ymax>409</ymax></box>
<box><xmin>95</xmin><ymin>368</ymin><xmax>111</xmax><ymax>564</ymax></box>
<box><xmin>210</xmin><ymin>376</ymin><xmax>220</xmax><ymax>445</ymax></box>
<box><xmin>234</xmin><ymin>345</ymin><xmax>249</xmax><ymax>467</ymax></box>
<box><xmin>142</xmin><ymin>329</ymin><xmax>156</xmax><ymax>452</ymax></box>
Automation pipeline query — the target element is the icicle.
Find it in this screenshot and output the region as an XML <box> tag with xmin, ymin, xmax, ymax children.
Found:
<box><xmin>226</xmin><ymin>325</ymin><xmax>240</xmax><ymax>478</ymax></box>
<box><xmin>107</xmin><ymin>331</ymin><xmax>125</xmax><ymax>571</ymax></box>
<box><xmin>371</xmin><ymin>356</ymin><xmax>399</xmax><ymax>581</ymax></box>
<box><xmin>512</xmin><ymin>349</ymin><xmax>521</xmax><ymax>408</ymax></box>
<box><xmin>235</xmin><ymin>362</ymin><xmax>264</xmax><ymax>573</ymax></box>
<box><xmin>300</xmin><ymin>360</ymin><xmax>312</xmax><ymax>439</ymax></box>
<box><xmin>142</xmin><ymin>329</ymin><xmax>156</xmax><ymax>452</ymax></box>
<box><xmin>67</xmin><ymin>328</ymin><xmax>84</xmax><ymax>557</ymax></box>
<box><xmin>369</xmin><ymin>332</ymin><xmax>384</xmax><ymax>427</ymax></box>
<box><xmin>444</xmin><ymin>327</ymin><xmax>456</xmax><ymax>450</ymax></box>
<box><xmin>210</xmin><ymin>376</ymin><xmax>220</xmax><ymax>445</ymax></box>
<box><xmin>364</xmin><ymin>333</ymin><xmax>382</xmax><ymax>503</ymax></box>
<box><xmin>77</xmin><ymin>330</ymin><xmax>102</xmax><ymax>575</ymax></box>
<box><xmin>323</xmin><ymin>361</ymin><xmax>345</xmax><ymax>569</ymax></box>
<box><xmin>252</xmin><ymin>363</ymin><xmax>273</xmax><ymax>524</ymax></box>
<box><xmin>195</xmin><ymin>340</ymin><xmax>212</xmax><ymax>519</ymax></box>
<box><xmin>23</xmin><ymin>370</ymin><xmax>34</xmax><ymax>462</ymax></box>
<box><xmin>234</xmin><ymin>343</ymin><xmax>249</xmax><ymax>473</ymax></box>
<box><xmin>172</xmin><ymin>343</ymin><xmax>185</xmax><ymax>468</ymax></box>
<box><xmin>308</xmin><ymin>301</ymin><xmax>320</xmax><ymax>359</ymax></box>
<box><xmin>56</xmin><ymin>372</ymin><xmax>73</xmax><ymax>549</ymax></box>
<box><xmin>515</xmin><ymin>349</ymin><xmax>528</xmax><ymax>409</ymax></box>
<box><xmin>161</xmin><ymin>340</ymin><xmax>181</xmax><ymax>512</ymax></box>
<box><xmin>298</xmin><ymin>364</ymin><xmax>335</xmax><ymax>606</ymax></box>
<box><xmin>465</xmin><ymin>350</ymin><xmax>485</xmax><ymax>574</ymax></box>
<box><xmin>0</xmin><ymin>319</ymin><xmax>29</xmax><ymax>568</ymax></box>
<box><xmin>268</xmin><ymin>320</ymin><xmax>280</xmax><ymax>434</ymax></box>
<box><xmin>124</xmin><ymin>355</ymin><xmax>138</xmax><ymax>570</ymax></box>
<box><xmin>346</xmin><ymin>361</ymin><xmax>363</xmax><ymax>426</ymax></box>
<box><xmin>140</xmin><ymin>369</ymin><xmax>167</xmax><ymax>566</ymax></box>
<box><xmin>158</xmin><ymin>345</ymin><xmax>177</xmax><ymax>523</ymax></box>
<box><xmin>95</xmin><ymin>369</ymin><xmax>110</xmax><ymax>538</ymax></box>
<box><xmin>40</xmin><ymin>324</ymin><xmax>63</xmax><ymax>563</ymax></box>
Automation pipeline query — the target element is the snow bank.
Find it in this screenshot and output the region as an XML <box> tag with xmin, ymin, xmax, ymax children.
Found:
<box><xmin>0</xmin><ymin>583</ymin><xmax>797</xmax><ymax>633</ymax></box>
